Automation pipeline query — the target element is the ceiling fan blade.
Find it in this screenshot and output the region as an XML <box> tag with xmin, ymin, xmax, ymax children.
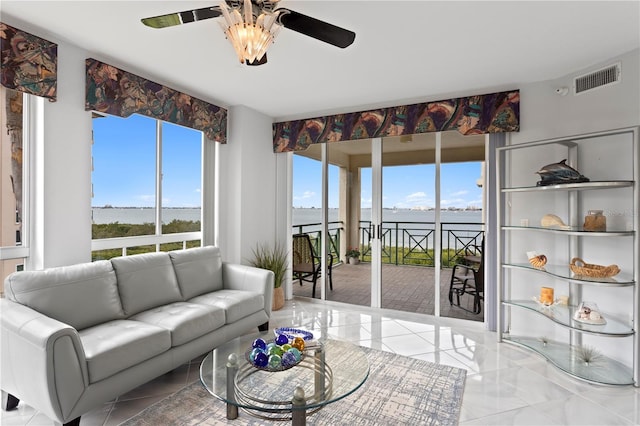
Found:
<box><xmin>142</xmin><ymin>6</ymin><xmax>222</xmax><ymax>29</ymax></box>
<box><xmin>277</xmin><ymin>8</ymin><xmax>355</xmax><ymax>48</ymax></box>
<box><xmin>246</xmin><ymin>54</ymin><xmax>268</xmax><ymax>66</ymax></box>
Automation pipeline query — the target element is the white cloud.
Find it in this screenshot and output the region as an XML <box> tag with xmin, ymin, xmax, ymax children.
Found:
<box><xmin>401</xmin><ymin>191</ymin><xmax>432</xmax><ymax>209</ymax></box>
<box><xmin>449</xmin><ymin>190</ymin><xmax>469</xmax><ymax>197</ymax></box>
<box><xmin>406</xmin><ymin>191</ymin><xmax>427</xmax><ymax>200</ymax></box>
<box><xmin>293</xmin><ymin>191</ymin><xmax>316</xmax><ymax>201</ymax></box>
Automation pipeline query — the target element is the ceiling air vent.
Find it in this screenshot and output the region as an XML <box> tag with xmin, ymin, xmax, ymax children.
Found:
<box><xmin>574</xmin><ymin>63</ymin><xmax>620</xmax><ymax>95</ymax></box>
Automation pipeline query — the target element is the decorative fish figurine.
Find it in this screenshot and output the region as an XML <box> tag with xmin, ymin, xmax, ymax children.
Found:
<box><xmin>536</xmin><ymin>159</ymin><xmax>589</xmax><ymax>186</ymax></box>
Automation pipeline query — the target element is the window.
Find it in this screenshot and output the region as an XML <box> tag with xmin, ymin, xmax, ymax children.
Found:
<box><xmin>91</xmin><ymin>114</ymin><xmax>203</xmax><ymax>260</ymax></box>
<box><xmin>0</xmin><ymin>87</ymin><xmax>28</xmax><ymax>290</ymax></box>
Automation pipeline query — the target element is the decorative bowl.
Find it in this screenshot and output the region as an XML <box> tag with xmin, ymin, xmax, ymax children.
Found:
<box><xmin>245</xmin><ymin>338</ymin><xmax>304</xmax><ymax>372</ymax></box>
<box><xmin>274</xmin><ymin>327</ymin><xmax>314</xmax><ymax>341</ymax></box>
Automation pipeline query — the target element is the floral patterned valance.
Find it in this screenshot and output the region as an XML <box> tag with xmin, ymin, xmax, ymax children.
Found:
<box><xmin>273</xmin><ymin>90</ymin><xmax>519</xmax><ymax>152</ymax></box>
<box><xmin>85</xmin><ymin>58</ymin><xmax>227</xmax><ymax>143</ymax></box>
<box><xmin>0</xmin><ymin>22</ymin><xmax>57</xmax><ymax>101</ymax></box>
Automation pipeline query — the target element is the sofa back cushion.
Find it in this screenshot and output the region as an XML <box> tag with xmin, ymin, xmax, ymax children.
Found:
<box><xmin>169</xmin><ymin>246</ymin><xmax>223</xmax><ymax>300</ymax></box>
<box><xmin>4</xmin><ymin>260</ymin><xmax>125</xmax><ymax>330</ymax></box>
<box><xmin>111</xmin><ymin>252</ymin><xmax>182</xmax><ymax>316</ymax></box>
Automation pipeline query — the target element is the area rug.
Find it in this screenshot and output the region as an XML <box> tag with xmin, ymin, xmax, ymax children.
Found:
<box><xmin>120</xmin><ymin>347</ymin><xmax>466</xmax><ymax>425</ymax></box>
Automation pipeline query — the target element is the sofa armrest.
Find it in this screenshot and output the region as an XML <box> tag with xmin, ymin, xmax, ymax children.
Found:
<box><xmin>1</xmin><ymin>299</ymin><xmax>88</xmax><ymax>423</ymax></box>
<box><xmin>222</xmin><ymin>263</ymin><xmax>274</xmax><ymax>316</ymax></box>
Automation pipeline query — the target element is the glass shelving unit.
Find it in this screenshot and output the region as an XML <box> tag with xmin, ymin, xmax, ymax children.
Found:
<box><xmin>496</xmin><ymin>127</ymin><xmax>639</xmax><ymax>386</ymax></box>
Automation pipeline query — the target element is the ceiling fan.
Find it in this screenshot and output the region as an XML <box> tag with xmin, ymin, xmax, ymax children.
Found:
<box><xmin>141</xmin><ymin>0</ymin><xmax>356</xmax><ymax>66</ymax></box>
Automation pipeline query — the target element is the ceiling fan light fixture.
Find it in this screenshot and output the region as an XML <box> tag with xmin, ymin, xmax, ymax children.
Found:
<box><xmin>219</xmin><ymin>0</ymin><xmax>281</xmax><ymax>64</ymax></box>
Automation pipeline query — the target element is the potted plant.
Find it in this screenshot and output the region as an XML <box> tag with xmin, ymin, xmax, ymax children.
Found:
<box><xmin>249</xmin><ymin>242</ymin><xmax>288</xmax><ymax>311</ymax></box>
<box><xmin>345</xmin><ymin>247</ymin><xmax>361</xmax><ymax>265</ymax></box>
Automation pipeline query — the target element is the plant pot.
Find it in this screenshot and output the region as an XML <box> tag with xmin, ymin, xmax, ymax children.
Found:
<box><xmin>348</xmin><ymin>257</ymin><xmax>360</xmax><ymax>265</ymax></box>
<box><xmin>272</xmin><ymin>286</ymin><xmax>285</xmax><ymax>311</ymax></box>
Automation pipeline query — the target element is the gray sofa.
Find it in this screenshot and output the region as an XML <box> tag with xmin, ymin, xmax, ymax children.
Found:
<box><xmin>0</xmin><ymin>246</ymin><xmax>274</xmax><ymax>426</ymax></box>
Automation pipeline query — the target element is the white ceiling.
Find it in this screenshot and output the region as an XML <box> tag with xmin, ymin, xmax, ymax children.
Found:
<box><xmin>2</xmin><ymin>1</ymin><xmax>639</xmax><ymax>121</ymax></box>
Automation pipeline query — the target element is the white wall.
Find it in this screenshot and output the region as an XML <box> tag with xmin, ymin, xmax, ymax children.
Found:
<box><xmin>42</xmin><ymin>43</ymin><xmax>93</xmax><ymax>267</ymax></box>
<box><xmin>217</xmin><ymin>105</ymin><xmax>286</xmax><ymax>265</ymax></box>
<box><xmin>513</xmin><ymin>49</ymin><xmax>639</xmax><ymax>144</ymax></box>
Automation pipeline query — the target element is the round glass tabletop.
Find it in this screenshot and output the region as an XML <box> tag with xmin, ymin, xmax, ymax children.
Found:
<box><xmin>199</xmin><ymin>331</ymin><xmax>369</xmax><ymax>416</ymax></box>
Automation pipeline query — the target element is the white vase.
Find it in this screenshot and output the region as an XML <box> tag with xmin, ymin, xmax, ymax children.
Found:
<box><xmin>348</xmin><ymin>257</ymin><xmax>360</xmax><ymax>265</ymax></box>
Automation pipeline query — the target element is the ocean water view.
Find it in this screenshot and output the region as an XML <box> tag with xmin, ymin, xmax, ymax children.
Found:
<box><xmin>92</xmin><ymin>207</ymin><xmax>483</xmax><ymax>226</ymax></box>
<box><xmin>92</xmin><ymin>207</ymin><xmax>482</xmax><ymax>251</ymax></box>
<box><xmin>292</xmin><ymin>208</ymin><xmax>482</xmax><ymax>227</ymax></box>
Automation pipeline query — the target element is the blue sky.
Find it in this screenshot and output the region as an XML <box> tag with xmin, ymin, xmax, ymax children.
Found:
<box><xmin>93</xmin><ymin>114</ymin><xmax>482</xmax><ymax>209</ymax></box>
<box><xmin>293</xmin><ymin>155</ymin><xmax>483</xmax><ymax>209</ymax></box>
<box><xmin>92</xmin><ymin>114</ymin><xmax>202</xmax><ymax>207</ymax></box>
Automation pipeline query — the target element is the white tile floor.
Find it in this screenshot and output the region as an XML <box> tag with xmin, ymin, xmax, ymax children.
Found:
<box><xmin>3</xmin><ymin>297</ymin><xmax>640</xmax><ymax>425</ymax></box>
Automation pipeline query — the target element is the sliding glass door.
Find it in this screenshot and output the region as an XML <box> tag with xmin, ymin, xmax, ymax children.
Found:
<box><xmin>291</xmin><ymin>132</ymin><xmax>486</xmax><ymax>322</ymax></box>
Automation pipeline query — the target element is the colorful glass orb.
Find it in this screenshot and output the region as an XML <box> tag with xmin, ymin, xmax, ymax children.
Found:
<box><xmin>249</xmin><ymin>348</ymin><xmax>263</xmax><ymax>363</ymax></box>
<box><xmin>281</xmin><ymin>351</ymin><xmax>297</xmax><ymax>367</ymax></box>
<box><xmin>292</xmin><ymin>337</ymin><xmax>305</xmax><ymax>351</ymax></box>
<box><xmin>288</xmin><ymin>347</ymin><xmax>302</xmax><ymax>362</ymax></box>
<box><xmin>266</xmin><ymin>342</ymin><xmax>277</xmax><ymax>352</ymax></box>
<box><xmin>268</xmin><ymin>354</ymin><xmax>282</xmax><ymax>369</ymax></box>
<box><xmin>281</xmin><ymin>344</ymin><xmax>292</xmax><ymax>352</ymax></box>
<box><xmin>268</xmin><ymin>345</ymin><xmax>284</xmax><ymax>357</ymax></box>
<box><xmin>275</xmin><ymin>334</ymin><xmax>289</xmax><ymax>346</ymax></box>
<box><xmin>254</xmin><ymin>352</ymin><xmax>269</xmax><ymax>368</ymax></box>
<box><xmin>252</xmin><ymin>338</ymin><xmax>267</xmax><ymax>350</ymax></box>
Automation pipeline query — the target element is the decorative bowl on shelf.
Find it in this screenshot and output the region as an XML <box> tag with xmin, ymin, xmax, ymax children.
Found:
<box><xmin>569</xmin><ymin>257</ymin><xmax>620</xmax><ymax>278</ymax></box>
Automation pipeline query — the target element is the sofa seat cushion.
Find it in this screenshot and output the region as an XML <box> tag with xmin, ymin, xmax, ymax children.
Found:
<box><xmin>189</xmin><ymin>290</ymin><xmax>264</xmax><ymax>324</ymax></box>
<box><xmin>79</xmin><ymin>320</ymin><xmax>171</xmax><ymax>383</ymax></box>
<box><xmin>130</xmin><ymin>302</ymin><xmax>225</xmax><ymax>347</ymax></box>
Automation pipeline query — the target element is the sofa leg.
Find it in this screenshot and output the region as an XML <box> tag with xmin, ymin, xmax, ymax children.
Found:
<box><xmin>54</xmin><ymin>417</ymin><xmax>80</xmax><ymax>426</ymax></box>
<box><xmin>2</xmin><ymin>391</ymin><xmax>19</xmax><ymax>411</ymax></box>
<box><xmin>258</xmin><ymin>322</ymin><xmax>269</xmax><ymax>332</ymax></box>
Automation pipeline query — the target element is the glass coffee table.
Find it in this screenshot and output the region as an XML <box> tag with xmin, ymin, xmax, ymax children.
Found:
<box><xmin>200</xmin><ymin>331</ymin><xmax>369</xmax><ymax>425</ymax></box>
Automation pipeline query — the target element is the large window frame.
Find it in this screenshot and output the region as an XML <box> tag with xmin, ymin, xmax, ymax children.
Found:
<box><xmin>90</xmin><ymin>114</ymin><xmax>206</xmax><ymax>259</ymax></box>
<box><xmin>0</xmin><ymin>88</ymin><xmax>34</xmax><ymax>284</ymax></box>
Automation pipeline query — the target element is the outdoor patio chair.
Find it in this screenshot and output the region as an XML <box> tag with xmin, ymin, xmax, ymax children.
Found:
<box><xmin>448</xmin><ymin>240</ymin><xmax>484</xmax><ymax>314</ymax></box>
<box><xmin>292</xmin><ymin>233</ymin><xmax>333</xmax><ymax>298</ymax></box>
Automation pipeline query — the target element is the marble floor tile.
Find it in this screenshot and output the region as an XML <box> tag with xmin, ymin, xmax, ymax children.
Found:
<box><xmin>529</xmin><ymin>394</ymin><xmax>635</xmax><ymax>425</ymax></box>
<box><xmin>460</xmin><ymin>405</ymin><xmax>561</xmax><ymax>425</ymax></box>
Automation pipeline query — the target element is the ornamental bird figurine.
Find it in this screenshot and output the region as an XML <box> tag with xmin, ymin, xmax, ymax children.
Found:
<box><xmin>536</xmin><ymin>159</ymin><xmax>589</xmax><ymax>186</ymax></box>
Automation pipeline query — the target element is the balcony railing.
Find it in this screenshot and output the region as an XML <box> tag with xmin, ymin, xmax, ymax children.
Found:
<box><xmin>293</xmin><ymin>221</ymin><xmax>484</xmax><ymax>268</ymax></box>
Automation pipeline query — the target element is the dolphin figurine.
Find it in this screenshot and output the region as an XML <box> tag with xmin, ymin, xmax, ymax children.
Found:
<box><xmin>536</xmin><ymin>159</ymin><xmax>589</xmax><ymax>186</ymax></box>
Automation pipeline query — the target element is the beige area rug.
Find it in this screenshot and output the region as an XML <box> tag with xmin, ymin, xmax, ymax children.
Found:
<box><xmin>120</xmin><ymin>347</ymin><xmax>466</xmax><ymax>425</ymax></box>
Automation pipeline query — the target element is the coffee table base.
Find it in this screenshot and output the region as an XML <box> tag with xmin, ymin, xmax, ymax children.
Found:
<box><xmin>226</xmin><ymin>346</ymin><xmax>332</xmax><ymax>424</ymax></box>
